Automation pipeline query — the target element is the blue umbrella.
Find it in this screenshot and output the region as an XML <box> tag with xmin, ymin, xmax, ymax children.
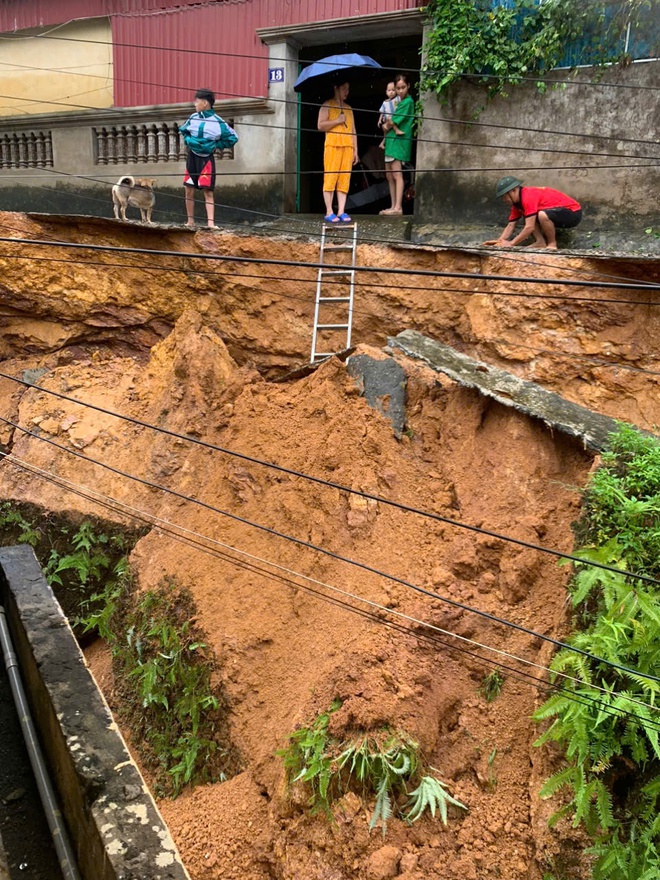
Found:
<box><xmin>294</xmin><ymin>53</ymin><xmax>382</xmax><ymax>91</ymax></box>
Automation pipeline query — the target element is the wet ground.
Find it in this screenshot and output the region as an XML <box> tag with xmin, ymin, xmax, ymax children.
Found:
<box><xmin>0</xmin><ymin>662</ymin><xmax>63</xmax><ymax>880</ymax></box>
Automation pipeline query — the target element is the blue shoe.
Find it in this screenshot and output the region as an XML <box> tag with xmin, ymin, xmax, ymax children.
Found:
<box><xmin>338</xmin><ymin>213</ymin><xmax>352</xmax><ymax>222</ymax></box>
<box><xmin>324</xmin><ymin>213</ymin><xmax>339</xmax><ymax>223</ymax></box>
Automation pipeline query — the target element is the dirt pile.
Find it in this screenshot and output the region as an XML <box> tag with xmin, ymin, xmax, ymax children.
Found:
<box><xmin>1</xmin><ymin>212</ymin><xmax>659</xmax><ymax>879</ymax></box>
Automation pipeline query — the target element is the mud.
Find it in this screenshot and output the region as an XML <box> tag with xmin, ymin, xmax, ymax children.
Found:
<box><xmin>1</xmin><ymin>211</ymin><xmax>659</xmax><ymax>879</ymax></box>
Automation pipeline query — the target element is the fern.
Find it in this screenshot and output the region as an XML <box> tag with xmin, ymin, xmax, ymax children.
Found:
<box><xmin>535</xmin><ymin>425</ymin><xmax>660</xmax><ymax>876</ymax></box>
<box><xmin>405</xmin><ymin>774</ymin><xmax>467</xmax><ymax>825</ymax></box>
<box><xmin>281</xmin><ymin>720</ymin><xmax>466</xmax><ymax>835</ymax></box>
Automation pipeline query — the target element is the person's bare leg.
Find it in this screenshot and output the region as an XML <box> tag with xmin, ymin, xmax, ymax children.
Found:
<box><xmin>323</xmin><ymin>191</ymin><xmax>336</xmax><ymax>216</ymax></box>
<box><xmin>184</xmin><ymin>187</ymin><xmax>196</xmax><ymax>227</ymax></box>
<box><xmin>336</xmin><ymin>191</ymin><xmax>348</xmax><ymax>216</ymax></box>
<box><xmin>392</xmin><ymin>163</ymin><xmax>404</xmax><ymax>213</ymax></box>
<box><xmin>382</xmin><ymin>161</ymin><xmax>403</xmax><ymax>214</ymax></box>
<box><xmin>381</xmin><ymin>168</ymin><xmax>396</xmax><ymax>214</ymax></box>
<box><xmin>537</xmin><ymin>211</ymin><xmax>557</xmax><ymax>249</ymax></box>
<box><xmin>203</xmin><ymin>189</ymin><xmax>216</xmax><ymax>228</ymax></box>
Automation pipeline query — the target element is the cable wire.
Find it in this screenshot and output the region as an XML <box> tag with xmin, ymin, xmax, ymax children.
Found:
<box><xmin>2</xmin><ymin>412</ymin><xmax>660</xmax><ymax>685</ymax></box>
<box><xmin>2</xmin><ymin>57</ymin><xmax>659</xmax><ymax>151</ymax></box>
<box><xmin>1</xmin><ymin>371</ymin><xmax>655</xmax><ymax>587</ymax></box>
<box><xmin>5</xmin><ymin>452</ymin><xmax>660</xmax><ymax>731</ymax></box>
<box><xmin>0</xmin><ymin>235</ymin><xmax>658</xmax><ymax>293</ymax></box>
<box><xmin>3</xmin><ymin>89</ymin><xmax>658</xmax><ymax>162</ymax></box>
<box><xmin>9</xmin><ymin>30</ymin><xmax>660</xmax><ymax>92</ymax></box>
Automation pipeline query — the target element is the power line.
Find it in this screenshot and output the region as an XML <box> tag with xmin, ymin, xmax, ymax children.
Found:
<box><xmin>0</xmin><ymin>234</ymin><xmax>658</xmax><ymax>293</ymax></box>
<box><xmin>3</xmin><ymin>404</ymin><xmax>660</xmax><ymax>662</ymax></box>
<box><xmin>8</xmin><ymin>30</ymin><xmax>660</xmax><ymax>93</ymax></box>
<box><xmin>1</xmin><ymin>239</ymin><xmax>658</xmax><ymax>379</ymax></box>
<box><xmin>1</xmin><ymin>187</ymin><xmax>658</xmax><ymax>300</ymax></box>
<box><xmin>3</xmin><ymin>89</ymin><xmax>658</xmax><ymax>162</ymax></box>
<box><xmin>3</xmin><ymin>245</ymin><xmax>660</xmax><ymax>311</ymax></box>
<box><xmin>6</xmin><ymin>452</ymin><xmax>660</xmax><ymax>730</ymax></box>
<box><xmin>2</xmin><ymin>56</ymin><xmax>659</xmax><ymax>151</ymax></box>
<box><xmin>1</xmin><ymin>220</ymin><xmax>658</xmax><ymax>379</ymax></box>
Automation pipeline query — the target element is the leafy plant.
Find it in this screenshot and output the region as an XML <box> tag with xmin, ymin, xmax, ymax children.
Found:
<box><xmin>534</xmin><ymin>425</ymin><xmax>660</xmax><ymax>878</ymax></box>
<box><xmin>0</xmin><ymin>501</ymin><xmax>41</xmax><ymax>546</ymax></box>
<box><xmin>280</xmin><ymin>704</ymin><xmax>466</xmax><ymax>835</ymax></box>
<box><xmin>0</xmin><ymin>502</ymin><xmax>141</xmax><ymax>627</ymax></box>
<box><xmin>89</xmin><ymin>577</ymin><xmax>239</xmax><ymax>796</ymax></box>
<box><xmin>405</xmin><ymin>773</ymin><xmax>467</xmax><ymax>824</ymax></box>
<box><xmin>479</xmin><ymin>669</ymin><xmax>505</xmax><ymax>702</ymax></box>
<box><xmin>421</xmin><ymin>0</ymin><xmax>654</xmax><ymax>102</ymax></box>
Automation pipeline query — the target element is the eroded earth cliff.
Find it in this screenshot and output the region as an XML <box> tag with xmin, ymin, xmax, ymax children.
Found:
<box><xmin>1</xmin><ymin>211</ymin><xmax>659</xmax><ymax>880</ymax></box>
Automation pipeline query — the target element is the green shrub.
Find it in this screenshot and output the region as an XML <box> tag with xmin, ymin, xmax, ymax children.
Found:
<box><xmin>534</xmin><ymin>425</ymin><xmax>660</xmax><ymax>878</ymax></box>
<box><xmin>0</xmin><ymin>502</ymin><xmax>139</xmax><ymax>627</ymax></box>
<box><xmin>280</xmin><ymin>700</ymin><xmax>466</xmax><ymax>834</ymax></box>
<box><xmin>83</xmin><ymin>577</ymin><xmax>239</xmax><ymax>796</ymax></box>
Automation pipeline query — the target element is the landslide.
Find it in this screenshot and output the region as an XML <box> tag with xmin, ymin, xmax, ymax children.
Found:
<box><xmin>1</xmin><ymin>211</ymin><xmax>659</xmax><ymax>880</ymax></box>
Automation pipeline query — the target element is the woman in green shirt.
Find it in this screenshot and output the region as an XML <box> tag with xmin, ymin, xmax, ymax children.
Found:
<box><xmin>380</xmin><ymin>74</ymin><xmax>414</xmax><ymax>216</ymax></box>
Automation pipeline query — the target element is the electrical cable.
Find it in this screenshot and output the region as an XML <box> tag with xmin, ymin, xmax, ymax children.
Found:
<box><xmin>2</xmin><ymin>412</ymin><xmax>660</xmax><ymax>686</ymax></box>
<box><xmin>1</xmin><ymin>372</ymin><xmax>655</xmax><ymax>588</ymax></box>
<box><xmin>1</xmin><ymin>242</ymin><xmax>658</xmax><ymax>309</ymax></box>
<box><xmin>3</xmin><ymin>194</ymin><xmax>659</xmax><ymax>307</ymax></box>
<box><xmin>1</xmin><ymin>230</ymin><xmax>658</xmax><ymax>378</ymax></box>
<box><xmin>3</xmin><ymin>89</ymin><xmax>658</xmax><ymax>162</ymax></box>
<box><xmin>0</xmin><ymin>242</ymin><xmax>658</xmax><ymax>381</ymax></box>
<box><xmin>2</xmin><ymin>56</ymin><xmax>659</xmax><ymax>150</ymax></box>
<box><xmin>0</xmin><ymin>235</ymin><xmax>658</xmax><ymax>293</ymax></box>
<box><xmin>9</xmin><ymin>30</ymin><xmax>660</xmax><ymax>92</ymax></box>
<box><xmin>5</xmin><ymin>451</ymin><xmax>660</xmax><ymax>731</ymax></box>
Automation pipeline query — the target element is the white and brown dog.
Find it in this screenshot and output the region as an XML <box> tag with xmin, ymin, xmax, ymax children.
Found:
<box><xmin>112</xmin><ymin>175</ymin><xmax>156</xmax><ymax>223</ymax></box>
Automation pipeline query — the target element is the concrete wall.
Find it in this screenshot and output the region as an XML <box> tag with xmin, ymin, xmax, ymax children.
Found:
<box><xmin>0</xmin><ymin>545</ymin><xmax>191</xmax><ymax>880</ymax></box>
<box><xmin>414</xmin><ymin>60</ymin><xmax>660</xmax><ymax>238</ymax></box>
<box><xmin>0</xmin><ymin>19</ymin><xmax>113</xmax><ymax>117</ymax></box>
<box><xmin>0</xmin><ymin>99</ymin><xmax>281</xmax><ymax>224</ymax></box>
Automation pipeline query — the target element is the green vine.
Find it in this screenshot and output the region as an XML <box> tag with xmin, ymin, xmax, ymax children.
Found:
<box><xmin>421</xmin><ymin>0</ymin><xmax>655</xmax><ymax>101</ymax></box>
<box><xmin>533</xmin><ymin>425</ymin><xmax>660</xmax><ymax>879</ymax></box>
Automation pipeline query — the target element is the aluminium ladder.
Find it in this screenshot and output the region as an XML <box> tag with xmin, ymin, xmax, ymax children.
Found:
<box><xmin>310</xmin><ymin>221</ymin><xmax>357</xmax><ymax>364</ymax></box>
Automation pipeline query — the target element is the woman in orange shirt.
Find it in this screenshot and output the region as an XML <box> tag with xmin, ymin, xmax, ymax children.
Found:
<box><xmin>317</xmin><ymin>81</ymin><xmax>358</xmax><ymax>223</ymax></box>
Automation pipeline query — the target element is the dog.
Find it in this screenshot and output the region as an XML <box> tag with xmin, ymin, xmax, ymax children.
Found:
<box><xmin>112</xmin><ymin>175</ymin><xmax>156</xmax><ymax>223</ymax></box>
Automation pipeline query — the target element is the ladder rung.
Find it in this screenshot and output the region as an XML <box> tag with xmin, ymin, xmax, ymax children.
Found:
<box><xmin>324</xmin><ymin>244</ymin><xmax>352</xmax><ymax>251</ymax></box>
<box><xmin>313</xmin><ymin>353</ymin><xmax>334</xmax><ymax>359</ymax></box>
<box><xmin>318</xmin><ymin>323</ymin><xmax>349</xmax><ymax>329</ymax></box>
<box><xmin>321</xmin><ymin>269</ymin><xmax>352</xmax><ymax>275</ymax></box>
<box><xmin>319</xmin><ymin>296</ymin><xmax>350</xmax><ymax>302</ymax></box>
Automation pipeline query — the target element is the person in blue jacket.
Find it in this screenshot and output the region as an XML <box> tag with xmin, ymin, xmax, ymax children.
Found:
<box><xmin>180</xmin><ymin>89</ymin><xmax>238</xmax><ymax>228</ymax></box>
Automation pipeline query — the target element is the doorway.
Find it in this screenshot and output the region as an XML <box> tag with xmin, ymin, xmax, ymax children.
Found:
<box><xmin>297</xmin><ymin>35</ymin><xmax>421</xmax><ymax>216</ymax></box>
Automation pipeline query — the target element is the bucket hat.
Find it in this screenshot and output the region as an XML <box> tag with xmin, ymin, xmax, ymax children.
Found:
<box><xmin>495</xmin><ymin>176</ymin><xmax>523</xmax><ymax>198</ymax></box>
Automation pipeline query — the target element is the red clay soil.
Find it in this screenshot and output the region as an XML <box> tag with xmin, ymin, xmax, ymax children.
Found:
<box><xmin>1</xmin><ymin>213</ymin><xmax>659</xmax><ymax>879</ymax></box>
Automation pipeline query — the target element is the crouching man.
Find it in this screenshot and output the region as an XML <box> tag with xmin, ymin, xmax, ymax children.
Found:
<box><xmin>484</xmin><ymin>176</ymin><xmax>582</xmax><ymax>250</ymax></box>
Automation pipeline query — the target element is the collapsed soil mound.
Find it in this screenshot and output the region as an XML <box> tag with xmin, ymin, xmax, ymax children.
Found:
<box><xmin>1</xmin><ymin>213</ymin><xmax>658</xmax><ymax>879</ymax></box>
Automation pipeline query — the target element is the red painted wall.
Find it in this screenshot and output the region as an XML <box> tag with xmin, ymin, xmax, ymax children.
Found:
<box><xmin>114</xmin><ymin>0</ymin><xmax>420</xmax><ymax>106</ymax></box>
<box><xmin>0</xmin><ymin>0</ymin><xmax>419</xmax><ymax>107</ymax></box>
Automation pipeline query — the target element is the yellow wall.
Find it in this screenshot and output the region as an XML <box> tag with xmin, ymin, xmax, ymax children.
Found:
<box><xmin>0</xmin><ymin>18</ymin><xmax>113</xmax><ymax>117</ymax></box>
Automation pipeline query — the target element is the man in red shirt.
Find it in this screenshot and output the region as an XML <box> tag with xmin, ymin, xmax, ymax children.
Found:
<box><xmin>484</xmin><ymin>176</ymin><xmax>582</xmax><ymax>250</ymax></box>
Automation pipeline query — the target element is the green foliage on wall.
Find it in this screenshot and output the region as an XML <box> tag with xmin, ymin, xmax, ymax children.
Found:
<box><xmin>421</xmin><ymin>0</ymin><xmax>654</xmax><ymax>100</ymax></box>
<box><xmin>534</xmin><ymin>425</ymin><xmax>660</xmax><ymax>879</ymax></box>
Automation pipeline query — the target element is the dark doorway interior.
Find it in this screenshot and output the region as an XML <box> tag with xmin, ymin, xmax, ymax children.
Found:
<box><xmin>297</xmin><ymin>35</ymin><xmax>421</xmax><ymax>215</ymax></box>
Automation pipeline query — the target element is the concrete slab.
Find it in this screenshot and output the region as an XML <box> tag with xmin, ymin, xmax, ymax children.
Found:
<box><xmin>389</xmin><ymin>329</ymin><xmax>627</xmax><ymax>452</ymax></box>
<box><xmin>346</xmin><ymin>353</ymin><xmax>407</xmax><ymax>437</ymax></box>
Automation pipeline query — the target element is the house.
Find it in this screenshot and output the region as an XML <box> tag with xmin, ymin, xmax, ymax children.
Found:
<box><xmin>0</xmin><ymin>0</ymin><xmax>424</xmax><ymax>222</ymax></box>
<box><xmin>0</xmin><ymin>0</ymin><xmax>657</xmax><ymax>237</ymax></box>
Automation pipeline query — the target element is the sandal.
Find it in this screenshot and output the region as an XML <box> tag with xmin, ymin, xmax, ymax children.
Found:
<box><xmin>338</xmin><ymin>213</ymin><xmax>352</xmax><ymax>223</ymax></box>
<box><xmin>324</xmin><ymin>213</ymin><xmax>339</xmax><ymax>223</ymax></box>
